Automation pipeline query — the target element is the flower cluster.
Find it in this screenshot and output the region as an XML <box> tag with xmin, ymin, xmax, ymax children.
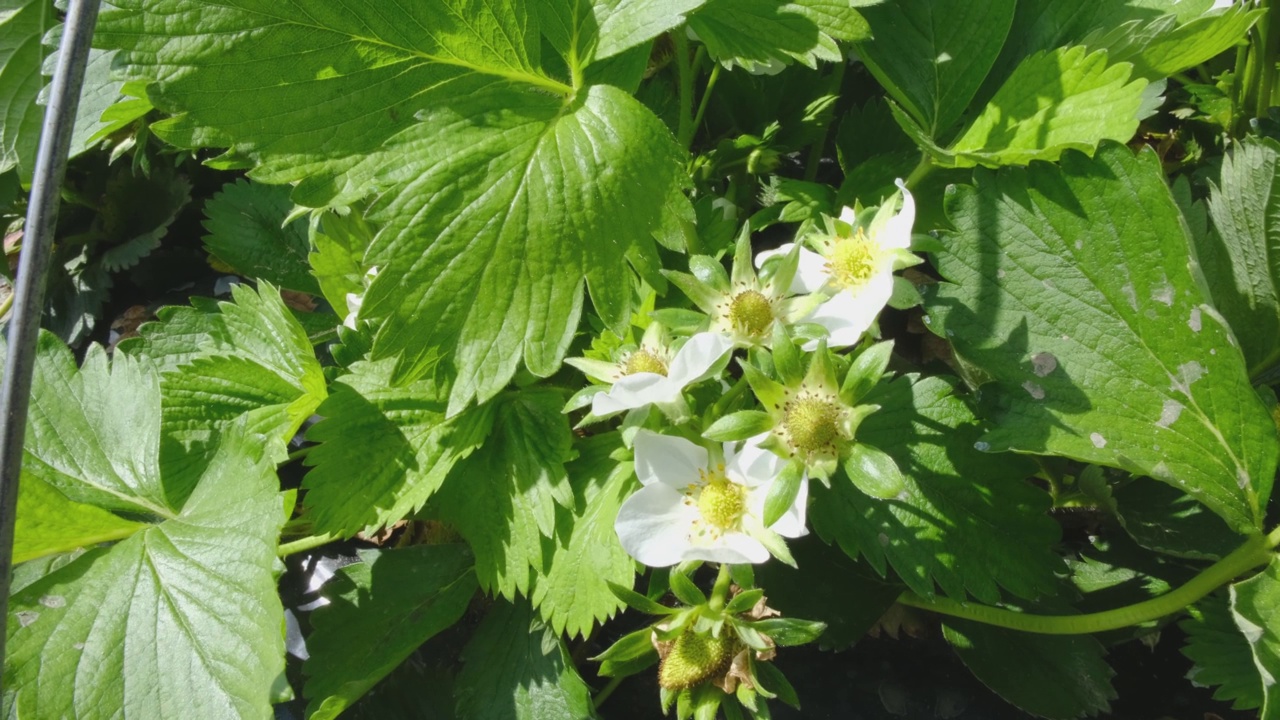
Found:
<box><xmin>568</xmin><ymin>182</ymin><xmax>918</xmax><ymax>571</ymax></box>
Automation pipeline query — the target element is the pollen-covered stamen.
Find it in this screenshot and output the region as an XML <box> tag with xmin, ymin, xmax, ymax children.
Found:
<box><xmin>827</xmin><ymin>229</ymin><xmax>878</xmax><ymax>289</ymax></box>
<box><xmin>697</xmin><ymin>474</ymin><xmax>747</xmax><ymax>530</ymax></box>
<box><xmin>784</xmin><ymin>395</ymin><xmax>842</xmax><ymax>454</ymax></box>
<box><xmin>623</xmin><ymin>349</ymin><xmax>668</xmax><ymax>376</ymax></box>
<box><xmin>728</xmin><ymin>289</ymin><xmax>774</xmax><ymax>336</ymax></box>
<box><xmin>658</xmin><ymin>630</ymin><xmax>738</xmax><ymax>690</ymax></box>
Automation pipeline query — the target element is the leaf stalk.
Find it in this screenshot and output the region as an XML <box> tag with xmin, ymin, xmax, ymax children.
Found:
<box><xmin>897</xmin><ymin>530</ymin><xmax>1278</xmax><ymax>635</ymax></box>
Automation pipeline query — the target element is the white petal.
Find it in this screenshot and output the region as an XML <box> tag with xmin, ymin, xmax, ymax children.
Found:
<box><xmin>879</xmin><ymin>180</ymin><xmax>915</xmax><ymax>251</ymax></box>
<box><xmin>666</xmin><ymin>332</ymin><xmax>733</xmax><ymax>387</ymax></box>
<box><xmin>592</xmin><ymin>373</ymin><xmax>679</xmax><ymax>415</ymax></box>
<box><xmin>768</xmin><ymin>477</ymin><xmax>809</xmax><ymax>539</ymax></box>
<box><xmin>634</xmin><ymin>431</ymin><xmax>708</xmax><ymax>489</ymax></box>
<box><xmin>725</xmin><ymin>434</ymin><xmax>785</xmax><ymax>488</ymax></box>
<box><xmin>615</xmin><ymin>484</ymin><xmax>700</xmax><ymax>567</ymax></box>
<box><xmin>756</xmin><ymin>245</ymin><xmax>829</xmax><ymax>295</ymax></box>
<box><xmin>839</xmin><ymin>206</ymin><xmax>857</xmax><ymax>225</ymax></box>
<box><xmin>683</xmin><ymin>532</ymin><xmax>771</xmax><ymax>564</ymax></box>
<box><xmin>343</xmin><ymin>292</ymin><xmax>363</xmax><ymax>329</ymax></box>
<box><xmin>791</xmin><ymin>246</ymin><xmax>832</xmax><ymax>294</ymax></box>
<box><xmin>805</xmin><ymin>273</ymin><xmax>893</xmax><ymax>349</ymax></box>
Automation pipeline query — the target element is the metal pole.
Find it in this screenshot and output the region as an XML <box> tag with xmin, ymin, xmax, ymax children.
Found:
<box><xmin>0</xmin><ymin>0</ymin><xmax>102</xmax><ymax>676</ymax></box>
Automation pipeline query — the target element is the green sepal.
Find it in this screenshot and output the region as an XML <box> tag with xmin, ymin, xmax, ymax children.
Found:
<box><xmin>692</xmin><ymin>682</ymin><xmax>724</xmax><ymax>720</ymax></box>
<box><xmin>761</xmin><ymin>244</ymin><xmax>800</xmax><ymax>302</ymax></box>
<box><xmin>733</xmin><ymin>622</ymin><xmax>774</xmax><ymax>652</ymax></box>
<box><xmin>726</xmin><ymin>692</ymin><xmax>751</xmax><ymax>718</ymax></box>
<box><xmin>592</xmin><ymin>626</ymin><xmax>660</xmax><ymax>678</ymax></box>
<box><xmin>841</xmin><ymin>340</ymin><xmax>894</xmax><ymax>405</ymax></box>
<box><xmin>690</xmin><ymin>254</ymin><xmax>732</xmax><ymax>293</ymax></box>
<box><xmin>729</xmin><ymin>225</ymin><xmax>757</xmax><ymax>288</ymax></box>
<box><xmin>704</xmin><ymin>411</ymin><xmax>776</xmax><ymax>442</ymax></box>
<box><xmin>888</xmin><ymin>275</ymin><xmax>923</xmax><ymax>310</ymax></box>
<box><xmin>665</xmin><ymin>269</ymin><xmax>724</xmax><ymax>314</ymax></box>
<box><xmin>761</xmin><ymin>463</ymin><xmax>805</xmax><ymax>527</ymax></box>
<box><xmin>670</xmin><ymin>567</ymin><xmax>709</xmax><ymax>606</ymax></box>
<box><xmin>842</xmin><ymin>442</ymin><xmax>906</xmax><ymax>499</ymax></box>
<box><xmin>608</xmin><ymin>581</ymin><xmax>678</xmax><ymax>615</ymax></box>
<box><xmin>661</xmin><ymin>686</ymin><xmax>678</xmax><ymax>715</ymax></box>
<box><xmin>769</xmin><ymin>324</ymin><xmax>804</xmax><ymax>386</ymax></box>
<box><xmin>842</xmin><ymin>403</ymin><xmax>881</xmax><ymax>439</ymax></box>
<box><xmin>651</xmin><ymin>308</ymin><xmax>710</xmax><ymax>333</ymax></box>
<box><xmin>725</xmin><ymin>588</ymin><xmax>766</xmax><ymax>615</ymax></box>
<box><xmin>729</xmin><ymin>563</ymin><xmax>755</xmax><ymax>590</ymax></box>
<box><xmin>888</xmin><ymin>247</ymin><xmax>923</xmax><ymax>271</ymax></box>
<box><xmin>802</xmin><ymin>339</ymin><xmax>839</xmax><ymax>393</ymax></box>
<box><xmin>743</xmin><ymin>515</ymin><xmax>797</xmax><ymax>568</ymax></box>
<box><xmin>564</xmin><ymin>385</ymin><xmax>605</xmax><ymax>414</ymax></box>
<box><xmin>741</xmin><ymin>361</ymin><xmax>788</xmax><ymax>411</ymax></box>
<box><xmin>744</xmin><ymin>617</ymin><xmax>827</xmax><ymax>646</ymax></box>
<box><xmin>753</xmin><ymin>661</ymin><xmax>800</xmax><ymax>708</ymax></box>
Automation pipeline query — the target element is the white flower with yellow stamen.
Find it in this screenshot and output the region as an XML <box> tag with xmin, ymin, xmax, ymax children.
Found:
<box><xmin>756</xmin><ymin>180</ymin><xmax>918</xmax><ymax>348</ymax></box>
<box><xmin>664</xmin><ymin>228</ymin><xmax>814</xmax><ymax>349</ymax></box>
<box><xmin>614</xmin><ymin>431</ymin><xmax>808</xmax><ymax>567</ymax></box>
<box><xmin>567</xmin><ymin>327</ymin><xmax>733</xmax><ymax>419</ymax></box>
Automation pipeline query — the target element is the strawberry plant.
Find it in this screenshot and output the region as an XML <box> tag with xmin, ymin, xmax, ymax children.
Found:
<box><xmin>1</xmin><ymin>1</ymin><xmax>1279</xmax><ymax>718</ymax></box>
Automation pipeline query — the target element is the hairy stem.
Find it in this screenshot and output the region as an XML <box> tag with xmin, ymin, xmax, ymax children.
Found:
<box><xmin>691</xmin><ymin>63</ymin><xmax>722</xmax><ymax>143</ymax></box>
<box><xmin>593</xmin><ymin>675</ymin><xmax>624</xmax><ymax>709</ymax></box>
<box><xmin>675</xmin><ymin>32</ymin><xmax>696</xmax><ymax>149</ymax></box>
<box><xmin>898</xmin><ymin>529</ymin><xmax>1278</xmax><ymax>635</ymax></box>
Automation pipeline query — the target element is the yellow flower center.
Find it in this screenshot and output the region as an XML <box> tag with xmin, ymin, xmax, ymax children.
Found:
<box><xmin>623</xmin><ymin>349</ymin><xmax>668</xmax><ymax>376</ymax></box>
<box><xmin>728</xmin><ymin>289</ymin><xmax>773</xmax><ymax>336</ymax></box>
<box><xmin>697</xmin><ymin>476</ymin><xmax>747</xmax><ymax>530</ymax></box>
<box><xmin>784</xmin><ymin>396</ymin><xmax>842</xmax><ymax>454</ymax></box>
<box><xmin>658</xmin><ymin>631</ymin><xmax>737</xmax><ymax>690</ymax></box>
<box><xmin>827</xmin><ymin>229</ymin><xmax>878</xmax><ymax>289</ymax></box>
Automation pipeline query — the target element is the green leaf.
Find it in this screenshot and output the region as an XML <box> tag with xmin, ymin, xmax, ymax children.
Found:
<box><xmin>669</xmin><ymin>567</ymin><xmax>708</xmax><ymax>606</ymax></box>
<box><xmin>1181</xmin><ymin>592</ymin><xmax>1264</xmax><ymax>712</ymax></box>
<box><xmin>1112</xmin><ymin>478</ymin><xmax>1240</xmax><ymax>561</ymax></box>
<box><xmin>302</xmin><ymin>545</ymin><xmax>478</xmax><ymax>720</ymax></box>
<box><xmin>571</xmin><ymin>0</ymin><xmax>709</xmax><ymax>61</ymax></box>
<box><xmin>97</xmin><ymin>2</ymin><xmax>683</xmax><ymax>413</ymax></box>
<box><xmin>944</xmin><ymin>46</ymin><xmax>1146</xmax><ymax>167</ymax></box>
<box><xmin>855</xmin><ymin>0</ymin><xmax>1015</xmax><ymax>138</ymax></box>
<box><xmin>755</xmin><ymin>536</ymin><xmax>904</xmax><ymax>649</ymax></box>
<box><xmin>926</xmin><ymin>144</ymin><xmax>1278</xmax><ymax>533</ymax></box>
<box><xmin>704</xmin><ymin>411</ymin><xmax>775</xmax><ymax>442</ymax></box>
<box><xmin>362</xmin><ymin>83</ymin><xmax>679</xmax><ymax>412</ymax></box>
<box><xmin>532</xmin><ymin>432</ymin><xmax>637</xmax><ymax>638</ymax></box>
<box><xmin>1201</xmin><ymin>137</ymin><xmax>1280</xmax><ymax>380</ymax></box>
<box><xmin>942</xmin><ymin>620</ymin><xmax>1116</xmax><ymax>719</ymax></box>
<box><xmin>302</xmin><ymin>358</ymin><xmax>491</xmax><ymax>537</ymax></box>
<box><xmin>1086</xmin><ymin>6</ymin><xmax>1261</xmax><ymax>80</ymax></box>
<box><xmin>810</xmin><ymin>375</ymin><xmax>1062</xmax><ymax>603</ymax></box>
<box><xmin>202</xmin><ymin>179</ymin><xmax>320</xmax><ymax>295</ymax></box>
<box><xmin>150</xmin><ymin>284</ymin><xmax>328</xmax><ymax>477</ymax></box>
<box><xmin>686</xmin><ymin>0</ymin><xmax>855</xmax><ymax>72</ymax></box>
<box><xmin>455</xmin><ymin>600</ymin><xmax>600</xmax><ymax>720</ymax></box>
<box><xmin>309</xmin><ymin>209</ymin><xmax>375</xmax><ymax>320</ymax></box>
<box><xmin>434</xmin><ymin>389</ymin><xmax>575</xmax><ymax>599</ymax></box>
<box><xmin>0</xmin><ymin>0</ymin><xmax>51</xmax><ymax>176</ymax></box>
<box><xmin>12</xmin><ymin>334</ymin><xmax>171</xmax><ymax>514</ymax></box>
<box><xmin>1230</xmin><ymin>557</ymin><xmax>1280</xmax><ymax>719</ymax></box>
<box><xmin>12</xmin><ymin>475</ymin><xmax>144</xmax><ymax>564</ymax></box>
<box><xmin>841</xmin><ymin>442</ymin><xmax>906</xmax><ymax>499</ymax></box>
<box><xmin>6</xmin><ymin>426</ymin><xmax>287</xmax><ymax>720</ymax></box>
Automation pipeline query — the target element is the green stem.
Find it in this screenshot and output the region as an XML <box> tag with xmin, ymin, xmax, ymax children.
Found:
<box><xmin>691</xmin><ymin>63</ymin><xmax>722</xmax><ymax>143</ymax></box>
<box><xmin>592</xmin><ymin>676</ymin><xmax>624</xmax><ymax>709</ymax></box>
<box><xmin>287</xmin><ymin>445</ymin><xmax>313</xmax><ymax>463</ymax></box>
<box><xmin>1259</xmin><ymin>0</ymin><xmax>1280</xmax><ymax>111</ymax></box>
<box><xmin>903</xmin><ymin>155</ymin><xmax>934</xmax><ymax>191</ymax></box>
<box><xmin>277</xmin><ymin>533</ymin><xmax>337</xmax><ymax>557</ymax></box>
<box><xmin>804</xmin><ymin>59</ymin><xmax>846</xmax><ymax>183</ymax></box>
<box><xmin>898</xmin><ymin>531</ymin><xmax>1278</xmax><ymax>635</ymax></box>
<box><xmin>675</xmin><ymin>32</ymin><xmax>696</xmax><ymax>149</ymax></box>
<box><xmin>0</xmin><ymin>291</ymin><xmax>13</xmax><ymax>321</ymax></box>
<box><xmin>708</xmin><ymin>563</ymin><xmax>733</xmax><ymax>612</ymax></box>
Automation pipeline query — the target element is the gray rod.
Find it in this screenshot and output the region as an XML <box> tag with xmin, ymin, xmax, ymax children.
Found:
<box><xmin>0</xmin><ymin>0</ymin><xmax>103</xmax><ymax>676</ymax></box>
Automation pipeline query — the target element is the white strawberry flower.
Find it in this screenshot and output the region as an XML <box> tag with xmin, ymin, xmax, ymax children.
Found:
<box><xmin>756</xmin><ymin>180</ymin><xmax>918</xmax><ymax>348</ymax></box>
<box><xmin>614</xmin><ymin>431</ymin><xmax>808</xmax><ymax>567</ymax></box>
<box><xmin>567</xmin><ymin>330</ymin><xmax>733</xmax><ymax>418</ymax></box>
